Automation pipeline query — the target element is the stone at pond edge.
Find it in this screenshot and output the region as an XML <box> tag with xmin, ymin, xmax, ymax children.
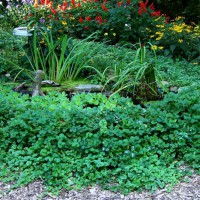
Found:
<box><xmin>41</xmin><ymin>80</ymin><xmax>61</xmax><ymax>87</ymax></box>
<box><xmin>169</xmin><ymin>86</ymin><xmax>179</xmax><ymax>93</ymax></box>
<box><xmin>13</xmin><ymin>82</ymin><xmax>27</xmax><ymax>92</ymax></box>
<box><xmin>72</xmin><ymin>84</ymin><xmax>104</xmax><ymax>92</ymax></box>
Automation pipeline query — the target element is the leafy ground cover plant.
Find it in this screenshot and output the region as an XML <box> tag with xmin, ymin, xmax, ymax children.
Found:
<box><xmin>0</xmin><ymin>84</ymin><xmax>199</xmax><ymax>195</ymax></box>
<box><xmin>156</xmin><ymin>57</ymin><xmax>200</xmax><ymax>87</ymax></box>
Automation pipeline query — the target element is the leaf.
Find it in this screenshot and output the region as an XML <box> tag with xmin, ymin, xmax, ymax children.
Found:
<box><xmin>170</xmin><ymin>44</ymin><xmax>177</xmax><ymax>53</ymax></box>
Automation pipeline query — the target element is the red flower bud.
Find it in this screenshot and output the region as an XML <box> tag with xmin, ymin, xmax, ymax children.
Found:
<box><xmin>71</xmin><ymin>0</ymin><xmax>75</xmax><ymax>7</ymax></box>
<box><xmin>62</xmin><ymin>1</ymin><xmax>67</xmax><ymax>10</ymax></box>
<box><xmin>101</xmin><ymin>4</ymin><xmax>109</xmax><ymax>12</ymax></box>
<box><xmin>79</xmin><ymin>16</ymin><xmax>84</xmax><ymax>23</ymax></box>
<box><xmin>117</xmin><ymin>2</ymin><xmax>122</xmax><ymax>7</ymax></box>
<box><xmin>84</xmin><ymin>26</ymin><xmax>90</xmax><ymax>30</ymax></box>
<box><xmin>85</xmin><ymin>16</ymin><xmax>91</xmax><ymax>21</ymax></box>
<box><xmin>95</xmin><ymin>15</ymin><xmax>102</xmax><ymax>24</ymax></box>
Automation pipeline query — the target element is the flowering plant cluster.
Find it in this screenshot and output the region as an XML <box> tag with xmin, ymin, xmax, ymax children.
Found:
<box><xmin>150</xmin><ymin>16</ymin><xmax>200</xmax><ymax>62</ymax></box>
<box><xmin>19</xmin><ymin>0</ymin><xmax>164</xmax><ymax>44</ymax></box>
<box><xmin>3</xmin><ymin>0</ymin><xmax>199</xmax><ymax>61</ymax></box>
<box><xmin>0</xmin><ymin>0</ymin><xmax>34</xmax><ymax>27</ymax></box>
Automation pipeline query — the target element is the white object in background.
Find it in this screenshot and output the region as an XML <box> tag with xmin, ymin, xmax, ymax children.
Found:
<box><xmin>13</xmin><ymin>27</ymin><xmax>34</xmax><ymax>36</ymax></box>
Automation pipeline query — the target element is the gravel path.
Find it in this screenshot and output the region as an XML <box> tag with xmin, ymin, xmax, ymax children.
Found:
<box><xmin>0</xmin><ymin>173</ymin><xmax>199</xmax><ymax>200</ymax></box>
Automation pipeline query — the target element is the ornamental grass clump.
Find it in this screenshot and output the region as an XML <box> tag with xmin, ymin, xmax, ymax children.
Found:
<box><xmin>88</xmin><ymin>42</ymin><xmax>164</xmax><ymax>101</ymax></box>
<box><xmin>30</xmin><ymin>26</ymin><xmax>99</xmax><ymax>82</ymax></box>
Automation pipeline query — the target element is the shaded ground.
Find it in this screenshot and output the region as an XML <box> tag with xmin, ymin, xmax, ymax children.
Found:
<box><xmin>0</xmin><ymin>173</ymin><xmax>199</xmax><ymax>200</ymax></box>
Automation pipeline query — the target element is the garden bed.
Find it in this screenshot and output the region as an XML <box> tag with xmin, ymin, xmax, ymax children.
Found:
<box><xmin>0</xmin><ymin>0</ymin><xmax>199</xmax><ymax>198</ymax></box>
<box><xmin>0</xmin><ymin>84</ymin><xmax>199</xmax><ymax>196</ymax></box>
<box><xmin>0</xmin><ymin>172</ymin><xmax>199</xmax><ymax>200</ymax></box>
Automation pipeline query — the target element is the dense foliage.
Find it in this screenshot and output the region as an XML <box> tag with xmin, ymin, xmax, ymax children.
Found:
<box><xmin>1</xmin><ymin>0</ymin><xmax>199</xmax><ymax>62</ymax></box>
<box><xmin>0</xmin><ymin>0</ymin><xmax>200</xmax><ymax>196</ymax></box>
<box><xmin>0</xmin><ymin>84</ymin><xmax>199</xmax><ymax>194</ymax></box>
<box><xmin>151</xmin><ymin>0</ymin><xmax>200</xmax><ymax>23</ymax></box>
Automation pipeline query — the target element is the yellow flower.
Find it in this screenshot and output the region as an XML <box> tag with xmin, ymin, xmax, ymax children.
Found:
<box><xmin>155</xmin><ymin>31</ymin><xmax>163</xmax><ymax>35</ymax></box>
<box><xmin>40</xmin><ymin>39</ymin><xmax>44</xmax><ymax>44</ymax></box>
<box><xmin>159</xmin><ymin>46</ymin><xmax>164</xmax><ymax>50</ymax></box>
<box><xmin>156</xmin><ymin>37</ymin><xmax>162</xmax><ymax>41</ymax></box>
<box><xmin>113</xmin><ymin>33</ymin><xmax>116</xmax><ymax>36</ymax></box>
<box><xmin>47</xmin><ymin>26</ymin><xmax>52</xmax><ymax>29</ymax></box>
<box><xmin>62</xmin><ymin>21</ymin><xmax>67</xmax><ymax>25</ymax></box>
<box><xmin>104</xmin><ymin>32</ymin><xmax>108</xmax><ymax>36</ymax></box>
<box><xmin>151</xmin><ymin>45</ymin><xmax>158</xmax><ymax>50</ymax></box>
<box><xmin>185</xmin><ymin>28</ymin><xmax>192</xmax><ymax>33</ymax></box>
<box><xmin>150</xmin><ymin>35</ymin><xmax>155</xmax><ymax>38</ymax></box>
<box><xmin>155</xmin><ymin>32</ymin><xmax>163</xmax><ymax>40</ymax></box>
<box><xmin>146</xmin><ymin>28</ymin><xmax>151</xmax><ymax>32</ymax></box>
<box><xmin>156</xmin><ymin>25</ymin><xmax>164</xmax><ymax>28</ymax></box>
<box><xmin>171</xmin><ymin>23</ymin><xmax>192</xmax><ymax>33</ymax></box>
<box><xmin>178</xmin><ymin>39</ymin><xmax>183</xmax><ymax>43</ymax></box>
<box><xmin>155</xmin><ymin>16</ymin><xmax>161</xmax><ymax>21</ymax></box>
<box><xmin>175</xmin><ymin>16</ymin><xmax>184</xmax><ymax>21</ymax></box>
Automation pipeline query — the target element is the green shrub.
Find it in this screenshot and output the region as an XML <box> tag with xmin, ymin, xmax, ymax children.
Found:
<box><xmin>150</xmin><ymin>16</ymin><xmax>200</xmax><ymax>62</ymax></box>
<box><xmin>0</xmin><ymin>84</ymin><xmax>199</xmax><ymax>194</ymax></box>
<box><xmin>9</xmin><ymin>0</ymin><xmax>162</xmax><ymax>44</ymax></box>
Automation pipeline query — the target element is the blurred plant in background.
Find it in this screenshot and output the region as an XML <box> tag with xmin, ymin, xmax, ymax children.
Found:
<box><xmin>149</xmin><ymin>0</ymin><xmax>200</xmax><ymax>24</ymax></box>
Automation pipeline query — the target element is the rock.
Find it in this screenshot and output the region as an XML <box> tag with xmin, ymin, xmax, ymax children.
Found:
<box><xmin>41</xmin><ymin>80</ymin><xmax>60</xmax><ymax>87</ymax></box>
<box><xmin>13</xmin><ymin>82</ymin><xmax>26</xmax><ymax>92</ymax></box>
<box><xmin>157</xmin><ymin>81</ymin><xmax>169</xmax><ymax>89</ymax></box>
<box><xmin>5</xmin><ymin>73</ymin><xmax>10</xmax><ymax>77</ymax></box>
<box><xmin>32</xmin><ymin>70</ymin><xmax>45</xmax><ymax>97</ymax></box>
<box><xmin>89</xmin><ymin>188</ymin><xmax>96</xmax><ymax>195</ymax></box>
<box><xmin>72</xmin><ymin>84</ymin><xmax>104</xmax><ymax>92</ymax></box>
<box><xmin>161</xmin><ymin>81</ymin><xmax>169</xmax><ymax>86</ymax></box>
<box><xmin>169</xmin><ymin>86</ymin><xmax>179</xmax><ymax>93</ymax></box>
